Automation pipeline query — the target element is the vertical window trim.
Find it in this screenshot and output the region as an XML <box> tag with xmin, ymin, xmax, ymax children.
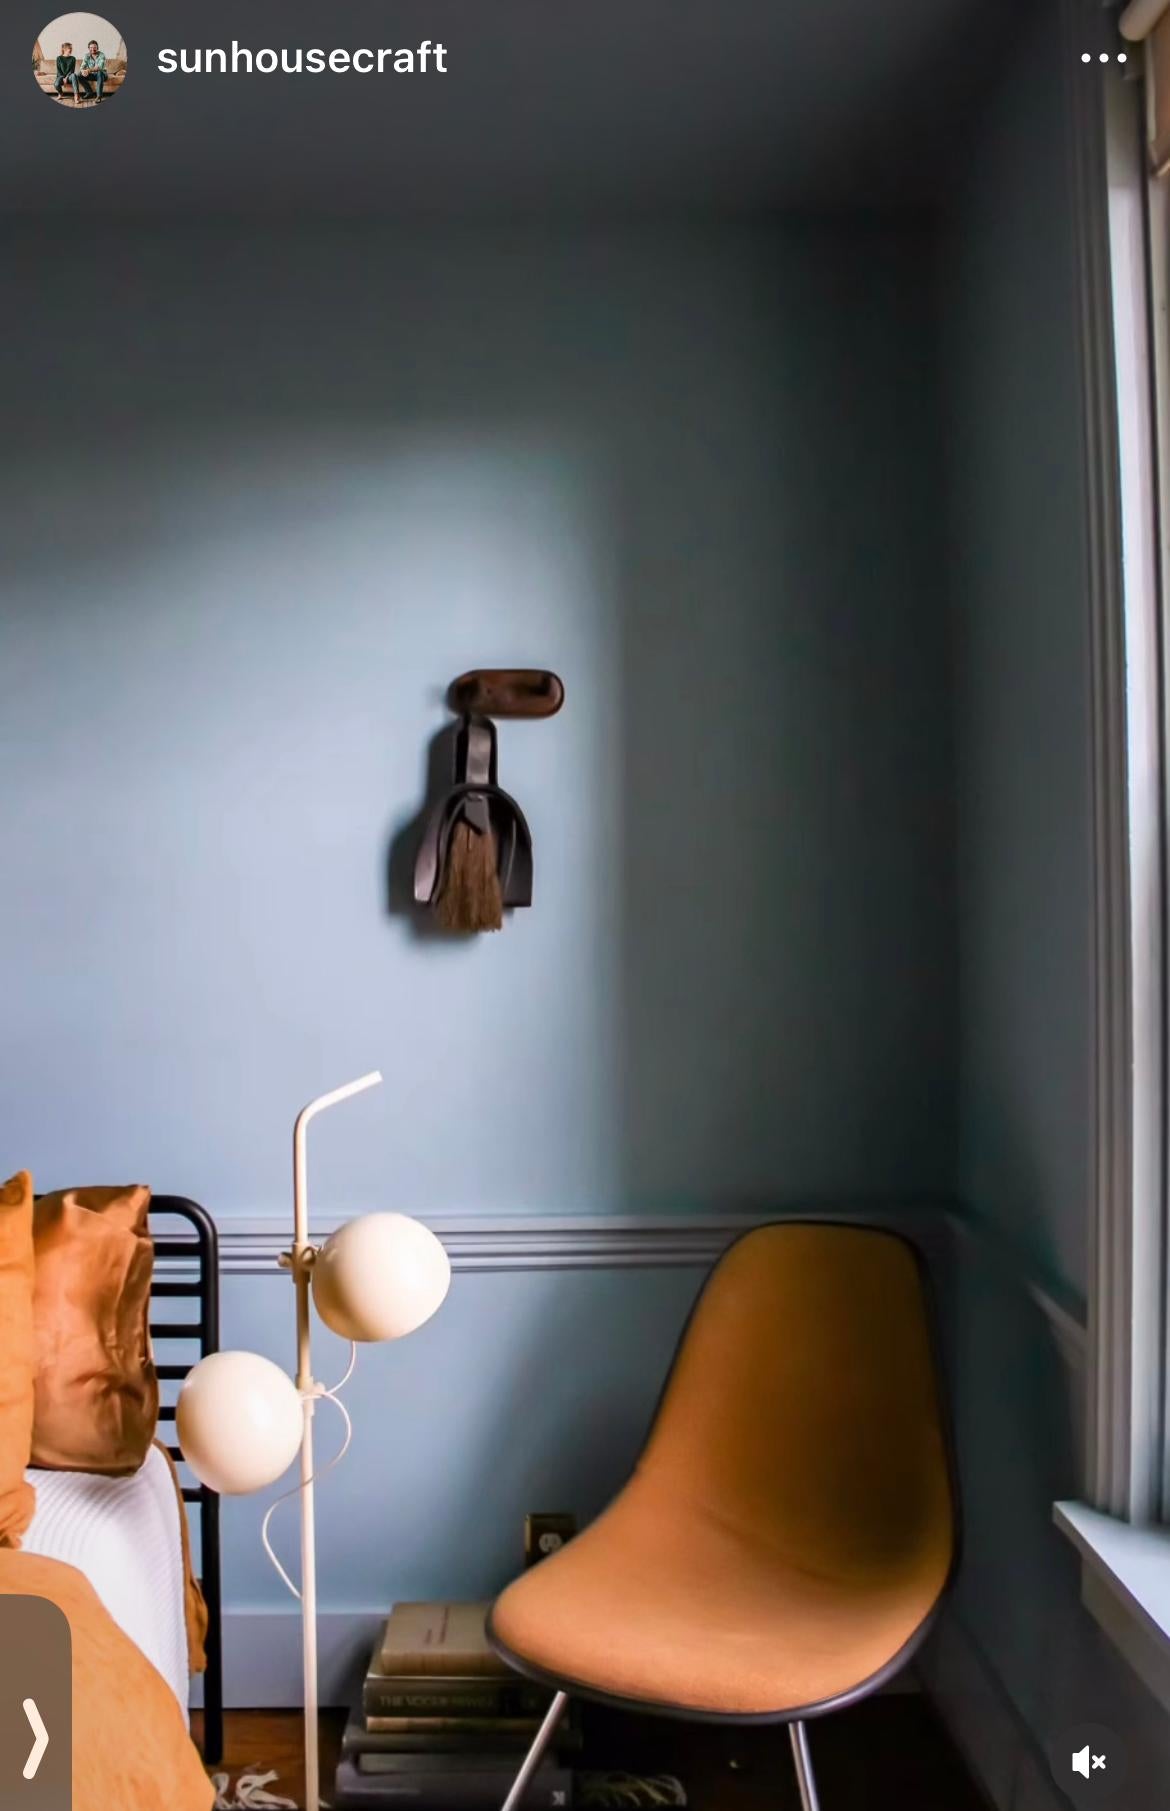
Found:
<box><xmin>1111</xmin><ymin>88</ymin><xmax>1168</xmax><ymax>1522</ymax></box>
<box><xmin>1147</xmin><ymin>164</ymin><xmax>1170</xmax><ymax>1515</ymax></box>
<box><xmin>1071</xmin><ymin>0</ymin><xmax>1170</xmax><ymax>1525</ymax></box>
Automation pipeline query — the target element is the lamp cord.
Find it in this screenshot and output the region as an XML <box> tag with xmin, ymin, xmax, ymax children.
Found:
<box><xmin>260</xmin><ymin>1342</ymin><xmax>357</xmax><ymax>1604</ymax></box>
<box><xmin>330</xmin><ymin>1342</ymin><xmax>358</xmax><ymax>1394</ymax></box>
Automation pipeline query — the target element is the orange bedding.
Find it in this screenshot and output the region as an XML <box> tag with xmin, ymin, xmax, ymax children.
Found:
<box><xmin>0</xmin><ymin>1549</ymin><xmax>213</xmax><ymax>1811</ymax></box>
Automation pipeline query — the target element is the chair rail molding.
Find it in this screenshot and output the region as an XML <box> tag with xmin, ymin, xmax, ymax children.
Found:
<box><xmin>943</xmin><ymin>1210</ymin><xmax>1088</xmax><ymax>1375</ymax></box>
<box><xmin>160</xmin><ymin>1211</ymin><xmax>772</xmax><ymax>1277</ymax></box>
<box><xmin>154</xmin><ymin>1204</ymin><xmax>952</xmax><ymax>1278</ymax></box>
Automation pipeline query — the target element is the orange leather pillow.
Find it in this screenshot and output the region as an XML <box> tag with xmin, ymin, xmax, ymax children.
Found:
<box><xmin>0</xmin><ymin>1171</ymin><xmax>37</xmax><ymax>1544</ymax></box>
<box><xmin>32</xmin><ymin>1185</ymin><xmax>159</xmax><ymax>1475</ymax></box>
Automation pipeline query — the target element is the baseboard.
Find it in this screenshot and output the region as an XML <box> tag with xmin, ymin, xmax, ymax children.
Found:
<box><xmin>197</xmin><ymin>1606</ymin><xmax>922</xmax><ymax>1713</ymax></box>
<box><xmin>191</xmin><ymin>1608</ymin><xmax>387</xmax><ymax>1709</ymax></box>
<box><xmin>920</xmin><ymin>1612</ymin><xmax>1069</xmax><ymax>1811</ymax></box>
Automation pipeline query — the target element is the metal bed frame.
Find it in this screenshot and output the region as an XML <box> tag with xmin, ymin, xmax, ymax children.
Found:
<box><xmin>148</xmin><ymin>1196</ymin><xmax>224</xmax><ymax>1766</ymax></box>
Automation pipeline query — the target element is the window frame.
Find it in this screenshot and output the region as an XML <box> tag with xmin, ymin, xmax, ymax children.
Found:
<box><xmin>1149</xmin><ymin>164</ymin><xmax>1170</xmax><ymax>1518</ymax></box>
<box><xmin>1070</xmin><ymin>0</ymin><xmax>1169</xmax><ymax>1531</ymax></box>
<box><xmin>1054</xmin><ymin>2</ymin><xmax>1170</xmax><ymax>1708</ymax></box>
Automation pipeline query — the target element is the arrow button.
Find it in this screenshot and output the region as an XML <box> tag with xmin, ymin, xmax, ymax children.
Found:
<box><xmin>0</xmin><ymin>1595</ymin><xmax>71</xmax><ymax>1805</ymax></box>
<box><xmin>23</xmin><ymin>1699</ymin><xmax>48</xmax><ymax>1780</ymax></box>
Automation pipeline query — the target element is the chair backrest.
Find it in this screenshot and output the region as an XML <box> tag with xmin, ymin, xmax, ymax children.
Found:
<box><xmin>636</xmin><ymin>1222</ymin><xmax>955</xmax><ymax>1585</ymax></box>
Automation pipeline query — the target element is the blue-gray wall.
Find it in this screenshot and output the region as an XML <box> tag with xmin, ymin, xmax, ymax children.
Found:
<box><xmin>929</xmin><ymin>4</ymin><xmax>1170</xmax><ymax>1803</ymax></box>
<box><xmin>0</xmin><ymin>221</ymin><xmax>953</xmax><ymax>1697</ymax></box>
<box><xmin>1</xmin><ymin>222</ymin><xmax>952</xmax><ymax>1216</ymax></box>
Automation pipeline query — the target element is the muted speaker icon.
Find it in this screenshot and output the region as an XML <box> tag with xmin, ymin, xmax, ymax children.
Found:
<box><xmin>1050</xmin><ymin>1722</ymin><xmax>1123</xmax><ymax>1798</ymax></box>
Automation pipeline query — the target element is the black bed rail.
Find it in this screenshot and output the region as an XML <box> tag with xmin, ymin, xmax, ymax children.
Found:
<box><xmin>148</xmin><ymin>1196</ymin><xmax>223</xmax><ymax>1768</ymax></box>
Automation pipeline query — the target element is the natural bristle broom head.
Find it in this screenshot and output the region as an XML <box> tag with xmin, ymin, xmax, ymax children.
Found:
<box><xmin>436</xmin><ymin>819</ymin><xmax>504</xmax><ymax>933</ymax></box>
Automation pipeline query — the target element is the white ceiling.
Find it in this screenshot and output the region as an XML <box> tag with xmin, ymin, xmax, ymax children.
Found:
<box><xmin>9</xmin><ymin>0</ymin><xmax>1011</xmax><ymax>216</ymax></box>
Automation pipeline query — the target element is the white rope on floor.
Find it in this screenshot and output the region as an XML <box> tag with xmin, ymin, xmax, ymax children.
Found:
<box><xmin>211</xmin><ymin>1768</ymin><xmax>299</xmax><ymax>1810</ymax></box>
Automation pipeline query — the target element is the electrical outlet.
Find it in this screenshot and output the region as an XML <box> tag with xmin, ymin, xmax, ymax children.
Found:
<box><xmin>524</xmin><ymin>1512</ymin><xmax>577</xmax><ymax>1566</ymax></box>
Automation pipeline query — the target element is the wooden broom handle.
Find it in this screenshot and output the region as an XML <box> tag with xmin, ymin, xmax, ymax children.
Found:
<box><xmin>447</xmin><ymin>669</ymin><xmax>564</xmax><ymax>719</ymax></box>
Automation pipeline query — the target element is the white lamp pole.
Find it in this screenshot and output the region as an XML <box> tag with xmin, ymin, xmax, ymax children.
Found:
<box><xmin>177</xmin><ymin>1072</ymin><xmax>451</xmax><ymax>1811</ymax></box>
<box><xmin>290</xmin><ymin>1071</ymin><xmax>383</xmax><ymax>1811</ymax></box>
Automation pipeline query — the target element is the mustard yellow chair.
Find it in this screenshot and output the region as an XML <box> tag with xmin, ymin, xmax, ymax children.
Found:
<box><xmin>488</xmin><ymin>1222</ymin><xmax>957</xmax><ymax>1811</ymax></box>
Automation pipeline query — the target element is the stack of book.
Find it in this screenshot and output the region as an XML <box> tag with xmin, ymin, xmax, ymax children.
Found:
<box><xmin>334</xmin><ymin>1601</ymin><xmax>574</xmax><ymax>1809</ymax></box>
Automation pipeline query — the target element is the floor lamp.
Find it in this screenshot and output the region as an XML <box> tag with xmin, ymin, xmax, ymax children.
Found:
<box><xmin>177</xmin><ymin>1073</ymin><xmax>451</xmax><ymax>1811</ymax></box>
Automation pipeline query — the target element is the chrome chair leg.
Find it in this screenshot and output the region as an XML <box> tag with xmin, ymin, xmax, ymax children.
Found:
<box><xmin>789</xmin><ymin>1720</ymin><xmax>821</xmax><ymax>1811</ymax></box>
<box><xmin>500</xmin><ymin>1690</ymin><xmax>570</xmax><ymax>1811</ymax></box>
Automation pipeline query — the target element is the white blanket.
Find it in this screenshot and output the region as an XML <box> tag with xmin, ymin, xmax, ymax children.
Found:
<box><xmin>23</xmin><ymin>1442</ymin><xmax>190</xmax><ymax>1718</ymax></box>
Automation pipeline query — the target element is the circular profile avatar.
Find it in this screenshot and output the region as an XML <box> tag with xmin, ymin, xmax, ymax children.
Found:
<box><xmin>34</xmin><ymin>13</ymin><xmax>125</xmax><ymax>107</ymax></box>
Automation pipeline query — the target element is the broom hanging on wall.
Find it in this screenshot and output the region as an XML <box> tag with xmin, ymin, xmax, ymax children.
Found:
<box><xmin>413</xmin><ymin>670</ymin><xmax>564</xmax><ymax>933</ymax></box>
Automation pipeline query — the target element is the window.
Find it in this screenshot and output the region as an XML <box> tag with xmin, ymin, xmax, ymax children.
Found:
<box><xmin>1083</xmin><ymin>42</ymin><xmax>1168</xmax><ymax>1527</ymax></box>
<box><xmin>1055</xmin><ymin>0</ymin><xmax>1170</xmax><ymax>1708</ymax></box>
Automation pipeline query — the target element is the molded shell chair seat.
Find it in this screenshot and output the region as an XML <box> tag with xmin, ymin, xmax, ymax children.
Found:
<box><xmin>489</xmin><ymin>1223</ymin><xmax>956</xmax><ymax>1724</ymax></box>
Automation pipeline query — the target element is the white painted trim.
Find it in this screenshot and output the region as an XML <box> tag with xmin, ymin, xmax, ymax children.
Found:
<box><xmin>155</xmin><ymin>1206</ymin><xmax>946</xmax><ymax>1279</ymax></box>
<box><xmin>159</xmin><ymin>1203</ymin><xmax>1090</xmax><ymax>1364</ymax></box>
<box><xmin>1104</xmin><ymin>58</ymin><xmax>1169</xmax><ymax>1526</ymax></box>
<box><xmin>157</xmin><ymin>1211</ymin><xmax>774</xmax><ymax>1277</ymax></box>
<box><xmin>1054</xmin><ymin>1501</ymin><xmax>1170</xmax><ymax>1711</ymax></box>
<box><xmin>189</xmin><ymin>1608</ymin><xmax>385</xmax><ymax>1709</ymax></box>
<box><xmin>1030</xmin><ymin>1286</ymin><xmax>1091</xmax><ymax>1376</ymax></box>
<box><xmin>1064</xmin><ymin>0</ymin><xmax>1169</xmax><ymax>1524</ymax></box>
<box><xmin>943</xmin><ymin>1210</ymin><xmax>1088</xmax><ymax>1372</ymax></box>
<box><xmin>1143</xmin><ymin>137</ymin><xmax>1170</xmax><ymax>1522</ymax></box>
<box><xmin>1072</xmin><ymin>2</ymin><xmax>1139</xmax><ymax>1520</ymax></box>
<box><xmin>1082</xmin><ymin>1568</ymin><xmax>1170</xmax><ymax>1713</ymax></box>
<box><xmin>200</xmin><ymin>1608</ymin><xmax>919</xmax><ymax>1712</ymax></box>
<box><xmin>161</xmin><ymin>1205</ymin><xmax>1093</xmax><ymax>1353</ymax></box>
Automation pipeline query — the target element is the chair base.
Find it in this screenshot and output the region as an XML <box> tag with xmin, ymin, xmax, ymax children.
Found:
<box><xmin>500</xmin><ymin>1691</ymin><xmax>569</xmax><ymax>1811</ymax></box>
<box><xmin>789</xmin><ymin>1720</ymin><xmax>821</xmax><ymax>1811</ymax></box>
<box><xmin>497</xmin><ymin>1695</ymin><xmax>823</xmax><ymax>1811</ymax></box>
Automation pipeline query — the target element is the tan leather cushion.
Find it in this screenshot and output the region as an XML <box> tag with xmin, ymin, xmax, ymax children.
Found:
<box><xmin>491</xmin><ymin>1224</ymin><xmax>954</xmax><ymax>1716</ymax></box>
<box><xmin>32</xmin><ymin>1186</ymin><xmax>158</xmax><ymax>1475</ymax></box>
<box><xmin>0</xmin><ymin>1548</ymin><xmax>213</xmax><ymax>1811</ymax></box>
<box><xmin>0</xmin><ymin>1172</ymin><xmax>37</xmax><ymax>1545</ymax></box>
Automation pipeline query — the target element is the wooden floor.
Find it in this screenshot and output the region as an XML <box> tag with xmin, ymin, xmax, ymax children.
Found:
<box><xmin>194</xmin><ymin>1694</ymin><xmax>989</xmax><ymax>1809</ymax></box>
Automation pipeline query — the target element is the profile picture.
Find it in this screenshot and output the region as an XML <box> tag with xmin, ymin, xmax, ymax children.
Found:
<box><xmin>33</xmin><ymin>12</ymin><xmax>125</xmax><ymax>107</ymax></box>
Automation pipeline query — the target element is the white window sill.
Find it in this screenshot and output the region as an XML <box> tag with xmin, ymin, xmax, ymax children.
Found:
<box><xmin>1054</xmin><ymin>1501</ymin><xmax>1170</xmax><ymax>1711</ymax></box>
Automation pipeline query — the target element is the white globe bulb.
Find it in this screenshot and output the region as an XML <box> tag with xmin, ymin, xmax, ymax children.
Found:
<box><xmin>177</xmin><ymin>1350</ymin><xmax>303</xmax><ymax>1496</ymax></box>
<box><xmin>312</xmin><ymin>1213</ymin><xmax>450</xmax><ymax>1342</ymax></box>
